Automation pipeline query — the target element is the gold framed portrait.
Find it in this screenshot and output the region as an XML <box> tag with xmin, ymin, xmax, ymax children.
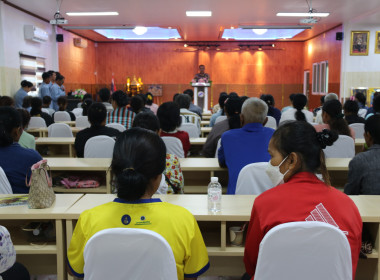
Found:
<box><xmin>375</xmin><ymin>31</ymin><xmax>380</xmax><ymax>54</ymax></box>
<box><xmin>350</xmin><ymin>31</ymin><xmax>369</xmax><ymax>56</ymax></box>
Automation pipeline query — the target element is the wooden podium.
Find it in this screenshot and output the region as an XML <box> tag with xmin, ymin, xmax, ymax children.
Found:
<box><xmin>192</xmin><ymin>82</ymin><xmax>211</xmax><ymax>113</ymax></box>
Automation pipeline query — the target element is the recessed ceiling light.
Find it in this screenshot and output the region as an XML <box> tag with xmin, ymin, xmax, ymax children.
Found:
<box><xmin>66</xmin><ymin>12</ymin><xmax>119</xmax><ymax>16</ymax></box>
<box><xmin>252</xmin><ymin>29</ymin><xmax>268</xmax><ymax>35</ymax></box>
<box><xmin>133</xmin><ymin>26</ymin><xmax>148</xmax><ymax>35</ymax></box>
<box><xmin>186</xmin><ymin>11</ymin><xmax>212</xmax><ymax>17</ymax></box>
<box><xmin>276</xmin><ymin>12</ymin><xmax>329</xmax><ymax>17</ymax></box>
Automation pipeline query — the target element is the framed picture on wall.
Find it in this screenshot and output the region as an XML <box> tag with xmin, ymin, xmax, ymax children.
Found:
<box><xmin>350</xmin><ymin>31</ymin><xmax>369</xmax><ymax>56</ymax></box>
<box><xmin>375</xmin><ymin>31</ymin><xmax>380</xmax><ymax>54</ymax></box>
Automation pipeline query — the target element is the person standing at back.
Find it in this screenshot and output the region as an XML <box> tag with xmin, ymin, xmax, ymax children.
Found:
<box><xmin>14</xmin><ymin>80</ymin><xmax>33</xmax><ymax>109</ymax></box>
<box><xmin>38</xmin><ymin>72</ymin><xmax>52</xmax><ymax>101</ymax></box>
<box><xmin>50</xmin><ymin>74</ymin><xmax>66</xmax><ymax>111</ymax></box>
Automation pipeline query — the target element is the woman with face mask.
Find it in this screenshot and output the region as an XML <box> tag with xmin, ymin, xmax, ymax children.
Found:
<box><xmin>243</xmin><ymin>121</ymin><xmax>362</xmax><ymax>280</ymax></box>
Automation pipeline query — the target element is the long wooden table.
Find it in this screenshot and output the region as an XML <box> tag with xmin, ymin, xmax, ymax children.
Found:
<box><xmin>28</xmin><ymin>127</ymin><xmax>82</xmax><ymax>138</ymax></box>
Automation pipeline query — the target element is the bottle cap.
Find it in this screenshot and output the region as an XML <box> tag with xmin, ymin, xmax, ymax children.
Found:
<box><xmin>211</xmin><ymin>177</ymin><xmax>218</xmax><ymax>183</ymax></box>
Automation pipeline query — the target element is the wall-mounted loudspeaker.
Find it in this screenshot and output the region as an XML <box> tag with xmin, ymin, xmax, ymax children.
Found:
<box><xmin>56</xmin><ymin>34</ymin><xmax>64</xmax><ymax>42</ymax></box>
<box><xmin>336</xmin><ymin>32</ymin><xmax>343</xmax><ymax>41</ymax></box>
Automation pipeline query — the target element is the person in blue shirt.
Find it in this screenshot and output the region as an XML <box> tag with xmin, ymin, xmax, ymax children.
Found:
<box><xmin>0</xmin><ymin>107</ymin><xmax>42</xmax><ymax>193</ymax></box>
<box><xmin>218</xmin><ymin>97</ymin><xmax>274</xmax><ymax>194</ymax></box>
<box><xmin>260</xmin><ymin>94</ymin><xmax>282</xmax><ymax>126</ymax></box>
<box><xmin>50</xmin><ymin>74</ymin><xmax>66</xmax><ymax>111</ymax></box>
<box><xmin>14</xmin><ymin>80</ymin><xmax>33</xmax><ymax>108</ymax></box>
<box><xmin>38</xmin><ymin>72</ymin><xmax>52</xmax><ymax>101</ymax></box>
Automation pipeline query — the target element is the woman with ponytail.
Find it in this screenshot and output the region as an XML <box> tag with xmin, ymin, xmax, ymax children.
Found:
<box><xmin>243</xmin><ymin>121</ymin><xmax>362</xmax><ymax>280</ymax></box>
<box><xmin>0</xmin><ymin>107</ymin><xmax>42</xmax><ymax>193</ymax></box>
<box><xmin>279</xmin><ymin>93</ymin><xmax>313</xmax><ymax>124</ymax></box>
<box><xmin>68</xmin><ymin>128</ymin><xmax>209</xmax><ymax>279</ymax></box>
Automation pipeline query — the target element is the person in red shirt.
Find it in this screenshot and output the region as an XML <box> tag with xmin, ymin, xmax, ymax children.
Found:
<box><xmin>243</xmin><ymin>121</ymin><xmax>362</xmax><ymax>280</ymax></box>
<box><xmin>157</xmin><ymin>102</ymin><xmax>190</xmax><ymax>157</ymax></box>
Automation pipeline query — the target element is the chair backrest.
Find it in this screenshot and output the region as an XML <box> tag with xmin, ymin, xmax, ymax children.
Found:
<box><xmin>48</xmin><ymin>123</ymin><xmax>73</xmax><ymax>137</ymax></box>
<box><xmin>358</xmin><ymin>108</ymin><xmax>367</xmax><ymax>118</ymax></box>
<box><xmin>28</xmin><ymin>117</ymin><xmax>47</xmax><ymax>128</ymax></box>
<box><xmin>0</xmin><ymin>167</ymin><xmax>12</xmax><ymax>194</ymax></box>
<box><xmin>106</xmin><ymin>123</ymin><xmax>126</xmax><ymax>132</ymax></box>
<box><xmin>54</xmin><ymin>111</ymin><xmax>71</xmax><ymax>122</ymax></box>
<box><xmin>72</xmin><ymin>108</ymin><xmax>83</xmax><ymax>117</ymax></box>
<box><xmin>83</xmin><ymin>228</ymin><xmax>177</xmax><ymax>280</ymax></box>
<box><xmin>264</xmin><ymin>116</ymin><xmax>277</xmax><ymax>129</ymax></box>
<box><xmin>255</xmin><ymin>221</ymin><xmax>352</xmax><ymax>280</ymax></box>
<box><xmin>323</xmin><ymin>135</ymin><xmax>355</xmax><ymax>158</ymax></box>
<box><xmin>215</xmin><ymin>138</ymin><xmax>222</xmax><ymax>158</ymax></box>
<box><xmin>75</xmin><ymin>116</ymin><xmax>91</xmax><ymax>128</ymax></box>
<box><xmin>179</xmin><ymin>123</ymin><xmax>199</xmax><ymax>138</ymax></box>
<box><xmin>215</xmin><ymin>115</ymin><xmax>227</xmax><ymax>124</ymax></box>
<box><xmin>161</xmin><ymin>136</ymin><xmax>184</xmax><ymax>158</ymax></box>
<box><xmin>84</xmin><ymin>136</ymin><xmax>115</xmax><ymax>158</ymax></box>
<box><xmin>349</xmin><ymin>123</ymin><xmax>365</xmax><ymax>139</ymax></box>
<box><xmin>235</xmin><ymin>162</ymin><xmax>274</xmax><ymax>195</ymax></box>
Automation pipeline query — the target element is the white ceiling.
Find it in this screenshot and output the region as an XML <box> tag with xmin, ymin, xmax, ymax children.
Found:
<box><xmin>7</xmin><ymin>0</ymin><xmax>380</xmax><ymax>41</ymax></box>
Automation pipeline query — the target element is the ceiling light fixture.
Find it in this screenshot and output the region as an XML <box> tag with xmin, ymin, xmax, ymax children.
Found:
<box><xmin>276</xmin><ymin>12</ymin><xmax>329</xmax><ymax>17</ymax></box>
<box><xmin>252</xmin><ymin>29</ymin><xmax>268</xmax><ymax>35</ymax></box>
<box><xmin>133</xmin><ymin>26</ymin><xmax>148</xmax><ymax>35</ymax></box>
<box><xmin>239</xmin><ymin>25</ymin><xmax>312</xmax><ymax>30</ymax></box>
<box><xmin>186</xmin><ymin>11</ymin><xmax>212</xmax><ymax>17</ymax></box>
<box><xmin>66</xmin><ymin>12</ymin><xmax>119</xmax><ymax>16</ymax></box>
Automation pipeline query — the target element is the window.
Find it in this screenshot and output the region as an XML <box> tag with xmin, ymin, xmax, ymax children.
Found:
<box><xmin>312</xmin><ymin>61</ymin><xmax>328</xmax><ymax>94</ymax></box>
<box><xmin>19</xmin><ymin>52</ymin><xmax>46</xmax><ymax>96</ymax></box>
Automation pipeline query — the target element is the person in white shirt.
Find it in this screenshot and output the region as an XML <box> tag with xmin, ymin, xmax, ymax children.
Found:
<box><xmin>279</xmin><ymin>94</ymin><xmax>313</xmax><ymax>124</ymax></box>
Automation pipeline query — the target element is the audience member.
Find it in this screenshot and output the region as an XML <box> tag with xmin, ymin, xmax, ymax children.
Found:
<box><xmin>184</xmin><ymin>89</ymin><xmax>203</xmax><ymax>118</ymax></box>
<box><xmin>30</xmin><ymin>97</ymin><xmax>53</xmax><ymax>126</ymax></box>
<box><xmin>344</xmin><ymin>100</ymin><xmax>365</xmax><ymax>124</ymax></box>
<box><xmin>0</xmin><ymin>107</ymin><xmax>42</xmax><ymax>193</ymax></box>
<box><xmin>211</xmin><ymin>92</ymin><xmax>227</xmax><ymax>114</ymax></box>
<box><xmin>107</xmin><ymin>90</ymin><xmax>136</xmax><ymax>129</ymax></box>
<box><xmin>313</xmin><ymin>95</ymin><xmax>325</xmax><ymax>116</ymax></box>
<box><xmin>67</xmin><ymin>128</ymin><xmax>209</xmax><ymax>279</ymax></box>
<box><xmin>280</xmin><ymin>93</ymin><xmax>296</xmax><ymax>113</ymax></box>
<box><xmin>42</xmin><ymin>96</ymin><xmax>55</xmax><ymax>115</ymax></box>
<box><xmin>279</xmin><ymin>93</ymin><xmax>313</xmax><ymax>124</ymax></box>
<box><xmin>50</xmin><ymin>73</ymin><xmax>66</xmax><ymax>110</ymax></box>
<box><xmin>365</xmin><ymin>92</ymin><xmax>380</xmax><ymax>117</ymax></box>
<box><xmin>175</xmin><ymin>94</ymin><xmax>201</xmax><ymax>131</ymax></box>
<box><xmin>260</xmin><ymin>94</ymin><xmax>281</xmax><ymax>125</ymax></box>
<box><xmin>209</xmin><ymin>92</ymin><xmax>228</xmax><ymax>127</ymax></box>
<box><xmin>218</xmin><ymin>98</ymin><xmax>274</xmax><ymax>194</ymax></box>
<box><xmin>97</xmin><ymin>88</ymin><xmax>113</xmax><ymax>112</ymax></box>
<box><xmin>158</xmin><ymin>102</ymin><xmax>190</xmax><ymax>157</ymax></box>
<box><xmin>0</xmin><ymin>96</ymin><xmax>14</xmax><ymax>107</ymax></box>
<box><xmin>74</xmin><ymin>103</ymin><xmax>120</xmax><ymax>158</ymax></box>
<box><xmin>16</xmin><ymin>109</ymin><xmax>35</xmax><ymax>150</ymax></box>
<box><xmin>14</xmin><ymin>80</ymin><xmax>33</xmax><ymax>108</ymax></box>
<box><xmin>81</xmin><ymin>99</ymin><xmax>93</xmax><ymax>116</ymax></box>
<box><xmin>355</xmin><ymin>92</ymin><xmax>368</xmax><ymax>109</ymax></box>
<box><xmin>365</xmin><ymin>95</ymin><xmax>380</xmax><ymax>120</ymax></box>
<box><xmin>53</xmin><ymin>96</ymin><xmax>76</xmax><ymax>121</ymax></box>
<box><xmin>145</xmin><ymin>92</ymin><xmax>158</xmax><ymax>115</ymax></box>
<box><xmin>77</xmin><ymin>93</ymin><xmax>93</xmax><ymax>108</ymax></box>
<box><xmin>243</xmin><ymin>121</ymin><xmax>362</xmax><ymax>279</ymax></box>
<box><xmin>22</xmin><ymin>96</ymin><xmax>32</xmax><ymax>112</ymax></box>
<box><xmin>344</xmin><ymin>115</ymin><xmax>380</xmax><ymax>195</ymax></box>
<box><xmin>130</xmin><ymin>95</ymin><xmax>149</xmax><ymax>114</ymax></box>
<box><xmin>316</xmin><ymin>93</ymin><xmax>338</xmax><ymax>124</ymax></box>
<box><xmin>38</xmin><ymin>72</ymin><xmax>52</xmax><ymax>101</ymax></box>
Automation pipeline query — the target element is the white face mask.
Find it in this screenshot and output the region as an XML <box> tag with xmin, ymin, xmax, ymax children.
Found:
<box><xmin>266</xmin><ymin>155</ymin><xmax>290</xmax><ymax>186</ymax></box>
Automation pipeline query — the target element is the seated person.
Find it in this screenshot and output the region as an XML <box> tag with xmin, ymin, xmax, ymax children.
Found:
<box><xmin>74</xmin><ymin>103</ymin><xmax>120</xmax><ymax>158</ymax></box>
<box><xmin>313</xmin><ymin>96</ymin><xmax>325</xmax><ymax>116</ymax></box>
<box><xmin>218</xmin><ymin>98</ymin><xmax>274</xmax><ymax>194</ymax></box>
<box><xmin>209</xmin><ymin>92</ymin><xmax>228</xmax><ymax>127</ymax></box>
<box><xmin>243</xmin><ymin>121</ymin><xmax>362</xmax><ymax>279</ymax></box>
<box><xmin>260</xmin><ymin>94</ymin><xmax>281</xmax><ymax>126</ymax></box>
<box><xmin>344</xmin><ymin>100</ymin><xmax>365</xmax><ymax>124</ymax></box>
<box><xmin>16</xmin><ymin>109</ymin><xmax>35</xmax><ymax>150</ymax></box>
<box><xmin>315</xmin><ymin>93</ymin><xmax>338</xmax><ymax>124</ymax></box>
<box><xmin>53</xmin><ymin>96</ymin><xmax>76</xmax><ymax>121</ymax></box>
<box><xmin>280</xmin><ymin>93</ymin><xmax>296</xmax><ymax>113</ymax></box>
<box><xmin>279</xmin><ymin>94</ymin><xmax>313</xmax><ymax>124</ymax></box>
<box><xmin>132</xmin><ymin>112</ymin><xmax>184</xmax><ymax>194</ymax></box>
<box><xmin>14</xmin><ymin>80</ymin><xmax>33</xmax><ymax>109</ymax></box>
<box><xmin>77</xmin><ymin>93</ymin><xmax>93</xmax><ymax>108</ymax></box>
<box><xmin>314</xmin><ymin>99</ymin><xmax>355</xmax><ymax>139</ymax></box>
<box><xmin>175</xmin><ymin>94</ymin><xmax>201</xmax><ymax>132</ymax></box>
<box><xmin>0</xmin><ymin>96</ymin><xmax>14</xmax><ymax>107</ymax></box>
<box><xmin>22</xmin><ymin>96</ymin><xmax>32</xmax><ymax>112</ymax></box>
<box><xmin>107</xmin><ymin>90</ymin><xmax>136</xmax><ymax>129</ymax></box>
<box><xmin>42</xmin><ymin>96</ymin><xmax>55</xmax><ymax>115</ymax></box>
<box><xmin>365</xmin><ymin>92</ymin><xmax>380</xmax><ymax>118</ymax></box>
<box><xmin>183</xmin><ymin>89</ymin><xmax>203</xmax><ymax>118</ymax></box>
<box><xmin>30</xmin><ymin>97</ymin><xmax>53</xmax><ymax>127</ymax></box>
<box><xmin>0</xmin><ymin>107</ymin><xmax>42</xmax><ymax>193</ymax></box>
<box><xmin>344</xmin><ymin>115</ymin><xmax>380</xmax><ymax>194</ymax></box>
<box><xmin>67</xmin><ymin>128</ymin><xmax>209</xmax><ymax>279</ymax></box>
<box><xmin>81</xmin><ymin>99</ymin><xmax>93</xmax><ymax>116</ymax></box>
<box><xmin>355</xmin><ymin>92</ymin><xmax>368</xmax><ymax>110</ymax></box>
<box><xmin>145</xmin><ymin>92</ymin><xmax>158</xmax><ymax>115</ymax></box>
<box><xmin>157</xmin><ymin>102</ymin><xmax>190</xmax><ymax>157</ymax></box>
<box><xmin>365</xmin><ymin>95</ymin><xmax>380</xmax><ymax>120</ymax></box>
<box><xmin>97</xmin><ymin>88</ymin><xmax>113</xmax><ymax>112</ymax></box>
<box><xmin>130</xmin><ymin>95</ymin><xmax>150</xmax><ymax>114</ymax></box>
<box><xmin>202</xmin><ymin>96</ymin><xmax>242</xmax><ymax>158</ymax></box>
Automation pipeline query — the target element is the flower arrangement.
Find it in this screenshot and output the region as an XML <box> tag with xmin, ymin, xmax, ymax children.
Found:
<box><xmin>73</xmin><ymin>89</ymin><xmax>87</xmax><ymax>99</ymax></box>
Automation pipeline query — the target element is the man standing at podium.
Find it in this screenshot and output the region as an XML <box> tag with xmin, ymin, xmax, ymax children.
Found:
<box><xmin>192</xmin><ymin>65</ymin><xmax>210</xmax><ymax>114</ymax></box>
<box><xmin>194</xmin><ymin>65</ymin><xmax>209</xmax><ymax>82</ymax></box>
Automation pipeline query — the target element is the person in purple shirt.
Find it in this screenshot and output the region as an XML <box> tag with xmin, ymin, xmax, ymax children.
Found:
<box><xmin>218</xmin><ymin>98</ymin><xmax>274</xmax><ymax>194</ymax></box>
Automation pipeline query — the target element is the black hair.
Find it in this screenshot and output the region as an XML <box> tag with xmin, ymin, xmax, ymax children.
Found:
<box><xmin>30</xmin><ymin>97</ymin><xmax>43</xmax><ymax>116</ymax></box>
<box><xmin>111</xmin><ymin>90</ymin><xmax>128</xmax><ymax>107</ymax></box>
<box><xmin>157</xmin><ymin>102</ymin><xmax>181</xmax><ymax>132</ymax></box>
<box><xmin>130</xmin><ymin>95</ymin><xmax>144</xmax><ymax>114</ymax></box>
<box><xmin>0</xmin><ymin>96</ymin><xmax>14</xmax><ymax>107</ymax></box>
<box><xmin>224</xmin><ymin>96</ymin><xmax>243</xmax><ymax>129</ymax></box>
<box><xmin>47</xmin><ymin>70</ymin><xmax>55</xmax><ymax>76</ymax></box>
<box><xmin>21</xmin><ymin>80</ymin><xmax>33</xmax><ymax>88</ymax></box>
<box><xmin>111</xmin><ymin>128</ymin><xmax>166</xmax><ymax>201</ymax></box>
<box><xmin>42</xmin><ymin>72</ymin><xmax>52</xmax><ymax>80</ymax></box>
<box><xmin>145</xmin><ymin>92</ymin><xmax>154</xmax><ymax>106</ymax></box>
<box><xmin>240</xmin><ymin>96</ymin><xmax>249</xmax><ymax>103</ymax></box>
<box><xmin>199</xmin><ymin>64</ymin><xmax>205</xmax><ymax>68</ymax></box>
<box><xmin>173</xmin><ymin>93</ymin><xmax>180</xmax><ymax>102</ymax></box>
<box><xmin>272</xmin><ymin>121</ymin><xmax>338</xmax><ymax>185</ymax></box>
<box><xmin>0</xmin><ymin>107</ymin><xmax>21</xmax><ymax>147</ymax></box>
<box><xmin>320</xmin><ymin>95</ymin><xmax>325</xmax><ymax>105</ymax></box>
<box><xmin>365</xmin><ymin>115</ymin><xmax>380</xmax><ymax>145</ymax></box>
<box><xmin>323</xmin><ymin>100</ymin><xmax>351</xmax><ymax>137</ymax></box>
<box><xmin>83</xmin><ymin>93</ymin><xmax>92</xmax><ymax>100</ymax></box>
<box><xmin>42</xmin><ymin>95</ymin><xmax>52</xmax><ymax>105</ymax></box>
<box><xmin>22</xmin><ymin>96</ymin><xmax>33</xmax><ymax>109</ymax></box>
<box><xmin>81</xmin><ymin>99</ymin><xmax>94</xmax><ymax>116</ymax></box>
<box><xmin>218</xmin><ymin>92</ymin><xmax>228</xmax><ymax>114</ymax></box>
<box><xmin>132</xmin><ymin>112</ymin><xmax>160</xmax><ymax>132</ymax></box>
<box><xmin>183</xmin><ymin>89</ymin><xmax>194</xmax><ymax>99</ymax></box>
<box><xmin>355</xmin><ymin>92</ymin><xmax>366</xmax><ymax>106</ymax></box>
<box><xmin>17</xmin><ymin>108</ymin><xmax>31</xmax><ymax>129</ymax></box>
<box><xmin>98</xmin><ymin>88</ymin><xmax>111</xmax><ymax>102</ymax></box>
<box><xmin>175</xmin><ymin>94</ymin><xmax>191</xmax><ymax>109</ymax></box>
<box><xmin>373</xmin><ymin>95</ymin><xmax>380</xmax><ymax>113</ymax></box>
<box><xmin>229</xmin><ymin>92</ymin><xmax>238</xmax><ymax>98</ymax></box>
<box><xmin>88</xmin><ymin>102</ymin><xmax>107</xmax><ymax>127</ymax></box>
<box><xmin>56</xmin><ymin>74</ymin><xmax>65</xmax><ymax>81</ymax></box>
<box><xmin>292</xmin><ymin>94</ymin><xmax>307</xmax><ymax>121</ymax></box>
<box><xmin>343</xmin><ymin>100</ymin><xmax>359</xmax><ymax>115</ymax></box>
<box><xmin>57</xmin><ymin>96</ymin><xmax>67</xmax><ymax>111</ymax></box>
<box><xmin>289</xmin><ymin>93</ymin><xmax>297</xmax><ymax>102</ymax></box>
<box><xmin>260</xmin><ymin>94</ymin><xmax>275</xmax><ymax>107</ymax></box>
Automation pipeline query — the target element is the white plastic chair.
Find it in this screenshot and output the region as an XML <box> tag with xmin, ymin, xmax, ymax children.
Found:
<box><xmin>54</xmin><ymin>111</ymin><xmax>71</xmax><ymax>122</ymax></box>
<box><xmin>72</xmin><ymin>108</ymin><xmax>83</xmax><ymax>117</ymax></box>
<box><xmin>48</xmin><ymin>123</ymin><xmax>73</xmax><ymax>137</ymax></box>
<box><xmin>84</xmin><ymin>136</ymin><xmax>115</xmax><ymax>158</ymax></box>
<box><xmin>349</xmin><ymin>123</ymin><xmax>365</xmax><ymax>139</ymax></box>
<box><xmin>215</xmin><ymin>115</ymin><xmax>227</xmax><ymax>124</ymax></box>
<box><xmin>28</xmin><ymin>117</ymin><xmax>47</xmax><ymax>128</ymax></box>
<box><xmin>255</xmin><ymin>221</ymin><xmax>352</xmax><ymax>280</ymax></box>
<box><xmin>235</xmin><ymin>162</ymin><xmax>274</xmax><ymax>195</ymax></box>
<box><xmin>179</xmin><ymin>123</ymin><xmax>199</xmax><ymax>138</ymax></box>
<box><xmin>161</xmin><ymin>136</ymin><xmax>184</xmax><ymax>158</ymax></box>
<box><xmin>264</xmin><ymin>116</ymin><xmax>277</xmax><ymax>129</ymax></box>
<box><xmin>215</xmin><ymin>138</ymin><xmax>222</xmax><ymax>158</ymax></box>
<box><xmin>75</xmin><ymin>116</ymin><xmax>91</xmax><ymax>128</ymax></box>
<box><xmin>358</xmin><ymin>108</ymin><xmax>367</xmax><ymax>118</ymax></box>
<box><xmin>83</xmin><ymin>228</ymin><xmax>177</xmax><ymax>280</ymax></box>
<box><xmin>323</xmin><ymin>135</ymin><xmax>355</xmax><ymax>158</ymax></box>
<box><xmin>0</xmin><ymin>167</ymin><xmax>12</xmax><ymax>194</ymax></box>
<box><xmin>106</xmin><ymin>123</ymin><xmax>126</xmax><ymax>132</ymax></box>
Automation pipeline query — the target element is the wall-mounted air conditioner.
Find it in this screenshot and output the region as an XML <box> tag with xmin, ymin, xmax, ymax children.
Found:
<box><xmin>24</xmin><ymin>25</ymin><xmax>49</xmax><ymax>43</ymax></box>
<box><xmin>73</xmin><ymin>38</ymin><xmax>88</xmax><ymax>48</ymax></box>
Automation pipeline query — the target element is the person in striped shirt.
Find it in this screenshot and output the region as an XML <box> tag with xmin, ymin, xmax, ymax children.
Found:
<box><xmin>106</xmin><ymin>90</ymin><xmax>136</xmax><ymax>129</ymax></box>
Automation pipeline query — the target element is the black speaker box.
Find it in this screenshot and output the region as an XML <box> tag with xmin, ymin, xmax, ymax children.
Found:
<box><xmin>336</xmin><ymin>32</ymin><xmax>343</xmax><ymax>41</ymax></box>
<box><xmin>56</xmin><ymin>34</ymin><xmax>64</xmax><ymax>42</ymax></box>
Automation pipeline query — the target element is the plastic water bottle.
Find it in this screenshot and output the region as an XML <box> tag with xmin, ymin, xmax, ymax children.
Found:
<box><xmin>208</xmin><ymin>177</ymin><xmax>222</xmax><ymax>212</ymax></box>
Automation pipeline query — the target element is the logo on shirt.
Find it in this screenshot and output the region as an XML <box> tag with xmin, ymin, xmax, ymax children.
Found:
<box><xmin>121</xmin><ymin>215</ymin><xmax>131</xmax><ymax>225</ymax></box>
<box><xmin>134</xmin><ymin>216</ymin><xmax>151</xmax><ymax>226</ymax></box>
